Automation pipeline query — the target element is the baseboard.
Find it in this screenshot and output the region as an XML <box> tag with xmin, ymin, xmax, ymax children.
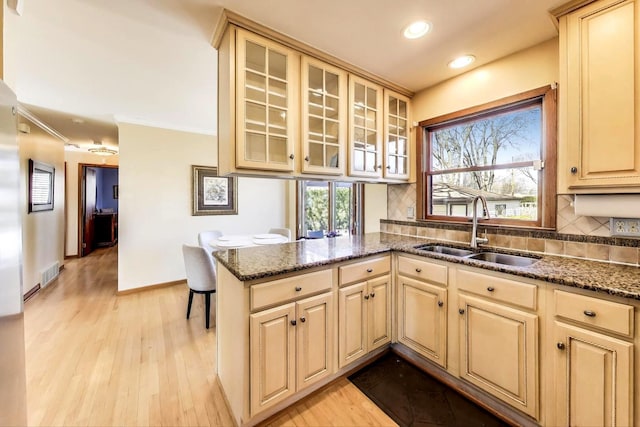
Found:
<box><xmin>64</xmin><ymin>254</ymin><xmax>78</xmax><ymax>260</ymax></box>
<box><xmin>23</xmin><ymin>284</ymin><xmax>41</xmax><ymax>302</ymax></box>
<box><xmin>116</xmin><ymin>279</ymin><xmax>185</xmax><ymax>296</ymax></box>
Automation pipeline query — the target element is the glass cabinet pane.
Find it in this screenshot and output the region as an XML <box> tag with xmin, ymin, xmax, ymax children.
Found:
<box><xmin>385</xmin><ymin>93</ymin><xmax>410</xmax><ymax>179</ymax></box>
<box><xmin>269</xmin><ymin>50</ymin><xmax>287</xmax><ymax>80</ymax></box>
<box><xmin>309</xmin><ymin>65</ymin><xmax>323</xmax><ymax>91</ymax></box>
<box><xmin>246</xmin><ymin>41</ymin><xmax>266</xmax><ymax>73</ymax></box>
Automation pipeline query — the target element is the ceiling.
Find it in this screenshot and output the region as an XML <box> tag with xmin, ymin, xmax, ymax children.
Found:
<box><xmin>4</xmin><ymin>0</ymin><xmax>565</xmax><ymax>150</ymax></box>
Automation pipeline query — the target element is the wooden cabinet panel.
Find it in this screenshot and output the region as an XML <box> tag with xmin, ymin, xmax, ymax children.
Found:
<box><xmin>397</xmin><ymin>256</ymin><xmax>447</xmax><ymax>285</ymax></box>
<box><xmin>457</xmin><ymin>269</ymin><xmax>537</xmax><ymax>310</ymax></box>
<box><xmin>383</xmin><ymin>89</ymin><xmax>411</xmax><ymax>181</ymax></box>
<box><xmin>296</xmin><ymin>293</ymin><xmax>333</xmax><ymax>390</ymax></box>
<box><xmin>251</xmin><ymin>269</ymin><xmax>333</xmax><ymax>311</ymax></box>
<box><xmin>339</xmin><ymin>255</ymin><xmax>390</xmax><ymax>286</ymax></box>
<box><xmin>368</xmin><ymin>275</ymin><xmax>391</xmax><ymax>351</ymax></box>
<box><xmin>560</xmin><ymin>0</ymin><xmax>640</xmax><ymax>190</ymax></box>
<box><xmin>338</xmin><ymin>282</ymin><xmax>367</xmax><ymax>368</ymax></box>
<box><xmin>553</xmin><ymin>321</ymin><xmax>633</xmax><ymax>427</ymax></box>
<box><xmin>398</xmin><ymin>275</ymin><xmax>447</xmax><ymax>367</ymax></box>
<box><xmin>459</xmin><ymin>294</ymin><xmax>538</xmax><ymax>419</ymax></box>
<box><xmin>250</xmin><ymin>303</ymin><xmax>296</xmax><ymax>415</ymax></box>
<box><xmin>348</xmin><ymin>75</ymin><xmax>383</xmax><ymax>178</ymax></box>
<box><xmin>554</xmin><ymin>290</ymin><xmax>634</xmax><ymax>337</ymax></box>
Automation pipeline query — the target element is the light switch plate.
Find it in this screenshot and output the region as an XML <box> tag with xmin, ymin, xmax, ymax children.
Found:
<box><xmin>407</xmin><ymin>207</ymin><xmax>415</xmax><ymax>219</ymax></box>
<box><xmin>610</xmin><ymin>218</ymin><xmax>640</xmax><ymax>237</ymax></box>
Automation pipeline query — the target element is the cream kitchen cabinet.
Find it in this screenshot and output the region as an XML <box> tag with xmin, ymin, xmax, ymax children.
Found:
<box><xmin>301</xmin><ymin>56</ymin><xmax>348</xmax><ymax>175</ymax></box>
<box><xmin>550</xmin><ymin>289</ymin><xmax>634</xmax><ymax>426</ymax></box>
<box><xmin>456</xmin><ymin>269</ymin><xmax>539</xmax><ymax>419</ymax></box>
<box><xmin>383</xmin><ymin>90</ymin><xmax>411</xmax><ymax>181</ymax></box>
<box><xmin>557</xmin><ymin>0</ymin><xmax>640</xmax><ymax>191</ymax></box>
<box><xmin>397</xmin><ymin>256</ymin><xmax>448</xmax><ymax>367</ymax></box>
<box><xmin>250</xmin><ymin>292</ymin><xmax>334</xmax><ymax>416</ymax></box>
<box><xmin>348</xmin><ymin>75</ymin><xmax>384</xmax><ymax>179</ymax></box>
<box><xmin>338</xmin><ymin>256</ymin><xmax>391</xmax><ymax>368</ymax></box>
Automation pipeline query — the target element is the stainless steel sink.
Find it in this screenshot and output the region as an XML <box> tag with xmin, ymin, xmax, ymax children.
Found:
<box><xmin>466</xmin><ymin>252</ymin><xmax>539</xmax><ymax>267</ymax></box>
<box><xmin>414</xmin><ymin>244</ymin><xmax>473</xmax><ymax>257</ymax></box>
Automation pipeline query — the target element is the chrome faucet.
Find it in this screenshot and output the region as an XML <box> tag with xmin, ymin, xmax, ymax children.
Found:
<box><xmin>470</xmin><ymin>195</ymin><xmax>490</xmax><ymax>248</ymax></box>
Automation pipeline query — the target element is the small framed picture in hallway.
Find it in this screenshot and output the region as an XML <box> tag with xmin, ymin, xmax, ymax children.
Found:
<box><xmin>191</xmin><ymin>165</ymin><xmax>237</xmax><ymax>215</ymax></box>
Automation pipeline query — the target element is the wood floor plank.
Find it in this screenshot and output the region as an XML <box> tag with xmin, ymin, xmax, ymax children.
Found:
<box><xmin>24</xmin><ymin>245</ymin><xmax>395</xmax><ymax>427</ymax></box>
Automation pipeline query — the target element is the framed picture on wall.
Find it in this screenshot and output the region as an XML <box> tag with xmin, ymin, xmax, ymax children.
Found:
<box><xmin>191</xmin><ymin>165</ymin><xmax>237</xmax><ymax>215</ymax></box>
<box><xmin>28</xmin><ymin>159</ymin><xmax>55</xmax><ymax>213</ymax></box>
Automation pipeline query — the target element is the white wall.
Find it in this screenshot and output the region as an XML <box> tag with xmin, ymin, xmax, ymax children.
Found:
<box><xmin>364</xmin><ymin>184</ymin><xmax>387</xmax><ymax>232</ymax></box>
<box><xmin>412</xmin><ymin>38</ymin><xmax>558</xmax><ymax>122</ymax></box>
<box><xmin>117</xmin><ymin>122</ymin><xmax>287</xmax><ymax>292</ymax></box>
<box><xmin>64</xmin><ymin>151</ymin><xmax>119</xmax><ymax>256</ymax></box>
<box><xmin>19</xmin><ymin>134</ymin><xmax>65</xmax><ymax>295</ymax></box>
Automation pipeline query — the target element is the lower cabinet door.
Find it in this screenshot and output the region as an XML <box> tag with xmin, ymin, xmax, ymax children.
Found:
<box><xmin>338</xmin><ymin>282</ymin><xmax>367</xmax><ymax>368</ymax></box>
<box><xmin>398</xmin><ymin>275</ymin><xmax>447</xmax><ymax>367</ymax></box>
<box><xmin>250</xmin><ymin>303</ymin><xmax>296</xmax><ymax>415</ymax></box>
<box><xmin>368</xmin><ymin>275</ymin><xmax>391</xmax><ymax>351</ymax></box>
<box><xmin>458</xmin><ymin>294</ymin><xmax>539</xmax><ymax>419</ymax></box>
<box><xmin>296</xmin><ymin>293</ymin><xmax>334</xmax><ymax>391</ymax></box>
<box><xmin>553</xmin><ymin>321</ymin><xmax>633</xmax><ymax>427</ymax></box>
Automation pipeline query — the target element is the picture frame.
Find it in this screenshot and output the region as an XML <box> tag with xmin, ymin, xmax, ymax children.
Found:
<box><xmin>28</xmin><ymin>159</ymin><xmax>55</xmax><ymax>213</ymax></box>
<box><xmin>192</xmin><ymin>165</ymin><xmax>237</xmax><ymax>215</ymax></box>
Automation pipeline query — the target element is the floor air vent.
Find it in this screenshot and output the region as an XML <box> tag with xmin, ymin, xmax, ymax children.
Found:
<box><xmin>41</xmin><ymin>262</ymin><xmax>60</xmax><ymax>287</ymax></box>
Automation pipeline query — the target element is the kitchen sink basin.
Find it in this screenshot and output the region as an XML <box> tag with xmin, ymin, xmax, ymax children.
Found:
<box><xmin>466</xmin><ymin>252</ymin><xmax>539</xmax><ymax>267</ymax></box>
<box><xmin>414</xmin><ymin>244</ymin><xmax>473</xmax><ymax>257</ymax></box>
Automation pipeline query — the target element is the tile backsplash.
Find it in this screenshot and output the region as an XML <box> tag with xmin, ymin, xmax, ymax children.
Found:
<box><xmin>385</xmin><ymin>186</ymin><xmax>640</xmax><ymax>266</ymax></box>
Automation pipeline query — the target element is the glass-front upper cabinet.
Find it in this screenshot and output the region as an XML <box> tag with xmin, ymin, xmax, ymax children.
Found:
<box><xmin>301</xmin><ymin>57</ymin><xmax>347</xmax><ymax>175</ymax></box>
<box><xmin>348</xmin><ymin>75</ymin><xmax>383</xmax><ymax>178</ymax></box>
<box><xmin>384</xmin><ymin>90</ymin><xmax>411</xmax><ymax>180</ymax></box>
<box><xmin>235</xmin><ymin>29</ymin><xmax>299</xmax><ymax>171</ymax></box>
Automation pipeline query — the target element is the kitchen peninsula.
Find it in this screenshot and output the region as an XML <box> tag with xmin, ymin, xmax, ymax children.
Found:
<box><xmin>214</xmin><ymin>233</ymin><xmax>640</xmax><ymax>426</ymax></box>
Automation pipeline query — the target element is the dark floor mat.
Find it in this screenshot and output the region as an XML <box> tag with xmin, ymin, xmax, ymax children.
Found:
<box><xmin>348</xmin><ymin>353</ymin><xmax>510</xmax><ymax>427</ymax></box>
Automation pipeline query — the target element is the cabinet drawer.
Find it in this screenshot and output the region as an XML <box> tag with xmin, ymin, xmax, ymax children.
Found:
<box><xmin>339</xmin><ymin>256</ymin><xmax>390</xmax><ymax>285</ymax></box>
<box><xmin>457</xmin><ymin>269</ymin><xmax>537</xmax><ymax>310</ymax></box>
<box><xmin>397</xmin><ymin>256</ymin><xmax>447</xmax><ymax>285</ymax></box>
<box><xmin>251</xmin><ymin>269</ymin><xmax>332</xmax><ymax>311</ymax></box>
<box><xmin>554</xmin><ymin>290</ymin><xmax>634</xmax><ymax>337</ymax></box>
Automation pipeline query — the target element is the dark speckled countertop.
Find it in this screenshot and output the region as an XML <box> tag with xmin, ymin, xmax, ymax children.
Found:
<box><xmin>213</xmin><ymin>232</ymin><xmax>640</xmax><ymax>301</ymax></box>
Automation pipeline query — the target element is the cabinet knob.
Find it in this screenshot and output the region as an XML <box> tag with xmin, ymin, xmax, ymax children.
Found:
<box><xmin>300</xmin><ymin>317</ymin><xmax>306</xmax><ymax>323</ymax></box>
<box><xmin>583</xmin><ymin>310</ymin><xmax>596</xmax><ymax>317</ymax></box>
<box><xmin>415</xmin><ymin>268</ymin><xmax>422</xmax><ymax>273</ymax></box>
<box><xmin>557</xmin><ymin>342</ymin><xmax>565</xmax><ymax>350</ymax></box>
<box><xmin>295</xmin><ymin>286</ymin><xmax>302</xmax><ymax>292</ymax></box>
<box><xmin>377</xmin><ymin>165</ymin><xmax>382</xmax><ymax>170</ymax></box>
<box><xmin>570</xmin><ymin>166</ymin><xmax>578</xmax><ymax>174</ymax></box>
<box><xmin>364</xmin><ymin>294</ymin><xmax>370</xmax><ymax>300</ymax></box>
<box><xmin>370</xmin><ymin>292</ymin><xmax>375</xmax><ymax>298</ymax></box>
<box><xmin>289</xmin><ymin>154</ymin><xmax>295</xmax><ymax>160</ymax></box>
<box><xmin>304</xmin><ymin>156</ymin><xmax>309</xmax><ymax>161</ymax></box>
<box><xmin>459</xmin><ymin>308</ymin><xmax>465</xmax><ymax>315</ymax></box>
<box><xmin>438</xmin><ymin>301</ymin><xmax>444</xmax><ymax>307</ymax></box>
<box><xmin>386</xmin><ymin>165</ymin><xmax>391</xmax><ymax>170</ymax></box>
<box><xmin>366</xmin><ymin>268</ymin><xmax>373</xmax><ymax>273</ymax></box>
<box><xmin>290</xmin><ymin>319</ymin><xmax>297</xmax><ymax>326</ymax></box>
<box><xmin>487</xmin><ymin>287</ymin><xmax>495</xmax><ymax>292</ymax></box>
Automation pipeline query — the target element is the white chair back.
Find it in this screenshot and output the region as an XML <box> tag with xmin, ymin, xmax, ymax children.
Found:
<box><xmin>182</xmin><ymin>244</ymin><xmax>217</xmax><ymax>292</ymax></box>
<box><xmin>198</xmin><ymin>230</ymin><xmax>223</xmax><ymax>253</ymax></box>
<box><xmin>268</xmin><ymin>227</ymin><xmax>291</xmax><ymax>241</ymax></box>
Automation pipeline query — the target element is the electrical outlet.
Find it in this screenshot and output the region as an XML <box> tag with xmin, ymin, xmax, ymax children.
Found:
<box><xmin>610</xmin><ymin>218</ymin><xmax>640</xmax><ymax>237</ymax></box>
<box><xmin>407</xmin><ymin>207</ymin><xmax>415</xmax><ymax>219</ymax></box>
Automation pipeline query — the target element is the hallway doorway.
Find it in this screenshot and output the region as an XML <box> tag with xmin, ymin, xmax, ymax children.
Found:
<box><xmin>79</xmin><ymin>164</ymin><xmax>118</xmax><ymax>257</ymax></box>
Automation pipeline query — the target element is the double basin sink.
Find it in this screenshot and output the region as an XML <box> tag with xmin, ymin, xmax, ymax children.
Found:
<box><xmin>414</xmin><ymin>244</ymin><xmax>540</xmax><ymax>267</ymax></box>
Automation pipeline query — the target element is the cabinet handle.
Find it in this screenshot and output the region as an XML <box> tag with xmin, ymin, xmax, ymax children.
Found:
<box><xmin>300</xmin><ymin>317</ymin><xmax>306</xmax><ymax>323</ymax></box>
<box><xmin>570</xmin><ymin>166</ymin><xmax>577</xmax><ymax>174</ymax></box>
<box><xmin>295</xmin><ymin>286</ymin><xmax>302</xmax><ymax>292</ymax></box>
<box><xmin>289</xmin><ymin>154</ymin><xmax>295</xmax><ymax>160</ymax></box>
<box><xmin>366</xmin><ymin>268</ymin><xmax>373</xmax><ymax>273</ymax></box>
<box><xmin>415</xmin><ymin>268</ymin><xmax>422</xmax><ymax>273</ymax></box>
<box><xmin>364</xmin><ymin>295</ymin><xmax>370</xmax><ymax>300</ymax></box>
<box><xmin>377</xmin><ymin>165</ymin><xmax>382</xmax><ymax>170</ymax></box>
<box><xmin>583</xmin><ymin>310</ymin><xmax>596</xmax><ymax>317</ymax></box>
<box><xmin>370</xmin><ymin>292</ymin><xmax>375</xmax><ymax>298</ymax></box>
<box><xmin>304</xmin><ymin>156</ymin><xmax>309</xmax><ymax>161</ymax></box>
<box><xmin>386</xmin><ymin>165</ymin><xmax>391</xmax><ymax>170</ymax></box>
<box><xmin>459</xmin><ymin>308</ymin><xmax>465</xmax><ymax>315</ymax></box>
<box><xmin>557</xmin><ymin>342</ymin><xmax>565</xmax><ymax>350</ymax></box>
<box><xmin>290</xmin><ymin>319</ymin><xmax>297</xmax><ymax>326</ymax></box>
<box><xmin>487</xmin><ymin>287</ymin><xmax>495</xmax><ymax>292</ymax></box>
<box><xmin>438</xmin><ymin>301</ymin><xmax>444</xmax><ymax>307</ymax></box>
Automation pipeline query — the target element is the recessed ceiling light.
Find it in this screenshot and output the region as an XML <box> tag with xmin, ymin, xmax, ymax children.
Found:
<box><xmin>403</xmin><ymin>20</ymin><xmax>431</xmax><ymax>39</ymax></box>
<box><xmin>448</xmin><ymin>55</ymin><xmax>476</xmax><ymax>69</ymax></box>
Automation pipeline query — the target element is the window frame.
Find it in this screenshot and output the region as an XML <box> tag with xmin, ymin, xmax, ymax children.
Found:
<box><xmin>296</xmin><ymin>180</ymin><xmax>364</xmax><ymax>239</ymax></box>
<box><xmin>416</xmin><ymin>85</ymin><xmax>557</xmax><ymax>229</ymax></box>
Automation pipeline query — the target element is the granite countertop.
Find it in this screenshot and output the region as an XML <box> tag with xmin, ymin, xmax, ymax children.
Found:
<box><xmin>213</xmin><ymin>232</ymin><xmax>640</xmax><ymax>301</ymax></box>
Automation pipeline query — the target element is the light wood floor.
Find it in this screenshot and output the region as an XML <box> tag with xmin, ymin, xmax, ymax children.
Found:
<box><xmin>24</xmin><ymin>245</ymin><xmax>396</xmax><ymax>427</ymax></box>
